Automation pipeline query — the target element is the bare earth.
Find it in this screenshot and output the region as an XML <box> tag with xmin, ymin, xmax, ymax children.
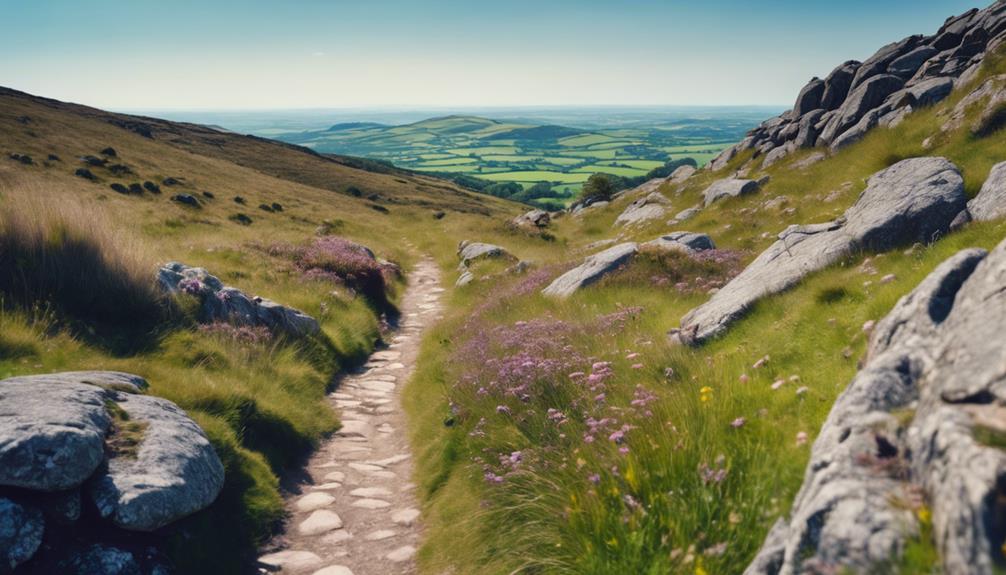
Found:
<box><xmin>259</xmin><ymin>258</ymin><xmax>443</xmax><ymax>575</ymax></box>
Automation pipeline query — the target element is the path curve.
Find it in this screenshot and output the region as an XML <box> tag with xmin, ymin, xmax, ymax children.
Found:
<box><xmin>259</xmin><ymin>258</ymin><xmax>443</xmax><ymax>575</ymax></box>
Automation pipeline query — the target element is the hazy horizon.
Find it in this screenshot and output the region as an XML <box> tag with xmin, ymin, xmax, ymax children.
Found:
<box><xmin>2</xmin><ymin>0</ymin><xmax>984</xmax><ymax>110</ymax></box>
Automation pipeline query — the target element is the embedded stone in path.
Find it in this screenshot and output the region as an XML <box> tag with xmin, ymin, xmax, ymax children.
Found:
<box><xmin>365</xmin><ymin>530</ymin><xmax>397</xmax><ymax>541</ymax></box>
<box><xmin>321</xmin><ymin>530</ymin><xmax>353</xmax><ymax>545</ymax></box>
<box><xmin>348</xmin><ymin>463</ymin><xmax>383</xmax><ymax>472</ymax></box>
<box><xmin>259</xmin><ymin>549</ymin><xmax>323</xmax><ymax>571</ymax></box>
<box><xmin>298</xmin><ymin>510</ymin><xmax>344</xmax><ymax>535</ymax></box>
<box><xmin>391</xmin><ymin>508</ymin><xmax>421</xmax><ymax>527</ymax></box>
<box><xmin>350</xmin><ymin>487</ymin><xmax>392</xmax><ymax>498</ymax></box>
<box><xmin>312</xmin><ymin>565</ymin><xmax>354</xmax><ymax>575</ymax></box>
<box><xmin>351</xmin><ymin>498</ymin><xmax>391</xmax><ymax>509</ymax></box>
<box><xmin>312</xmin><ymin>482</ymin><xmax>342</xmax><ymax>490</ymax></box>
<box><xmin>323</xmin><ymin>471</ymin><xmax>346</xmax><ymax>482</ymax></box>
<box><xmin>386</xmin><ymin>545</ymin><xmax>416</xmax><ymax>563</ymax></box>
<box><xmin>296</xmin><ymin>492</ymin><xmax>336</xmax><ymax>512</ymax></box>
<box><xmin>370</xmin><ymin>454</ymin><xmax>410</xmax><ymax>466</ymax></box>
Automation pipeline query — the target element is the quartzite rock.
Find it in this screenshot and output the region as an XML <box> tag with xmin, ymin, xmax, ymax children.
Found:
<box><xmin>678</xmin><ymin>157</ymin><xmax>966</xmax><ymax>345</ymax></box>
<box><xmin>89</xmin><ymin>393</ymin><xmax>225</xmax><ymax>532</ymax></box>
<box><xmin>542</xmin><ymin>243</ymin><xmax>638</xmax><ymax>298</ymax></box>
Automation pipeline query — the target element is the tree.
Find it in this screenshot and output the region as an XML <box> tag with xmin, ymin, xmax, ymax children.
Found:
<box><xmin>581</xmin><ymin>173</ymin><xmax>620</xmax><ymax>202</ymax></box>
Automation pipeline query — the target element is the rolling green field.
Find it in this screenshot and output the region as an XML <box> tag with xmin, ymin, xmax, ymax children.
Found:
<box><xmin>276</xmin><ymin>114</ymin><xmax>758</xmax><ymax>206</ymax></box>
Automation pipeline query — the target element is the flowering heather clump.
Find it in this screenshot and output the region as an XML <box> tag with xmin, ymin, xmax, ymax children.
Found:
<box><xmin>267</xmin><ymin>236</ymin><xmax>394</xmax><ymax>308</ymax></box>
<box><xmin>198</xmin><ymin>321</ymin><xmax>274</xmax><ymax>344</ymax></box>
<box><xmin>449</xmin><ymin>303</ymin><xmax>663</xmax><ymax>486</ymax></box>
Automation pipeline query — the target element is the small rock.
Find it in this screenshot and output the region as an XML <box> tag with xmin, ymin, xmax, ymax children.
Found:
<box><xmin>391</xmin><ymin>508</ymin><xmax>421</xmax><ymax>526</ymax></box>
<box><xmin>298</xmin><ymin>510</ymin><xmax>344</xmax><ymax>535</ymax></box>
<box><xmin>386</xmin><ymin>546</ymin><xmax>416</xmax><ymax>563</ymax></box>
<box><xmin>296</xmin><ymin>492</ymin><xmax>336</xmax><ymax>512</ymax></box>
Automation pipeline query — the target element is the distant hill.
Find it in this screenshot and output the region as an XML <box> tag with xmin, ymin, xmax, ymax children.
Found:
<box><xmin>276</xmin><ymin>113</ymin><xmax>754</xmax><ymax>207</ymax></box>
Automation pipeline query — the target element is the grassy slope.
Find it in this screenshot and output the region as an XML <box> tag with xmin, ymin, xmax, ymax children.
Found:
<box><xmin>0</xmin><ymin>88</ymin><xmax>522</xmax><ymax>573</ymax></box>
<box><xmin>404</xmin><ymin>53</ymin><xmax>1006</xmax><ymax>573</ymax></box>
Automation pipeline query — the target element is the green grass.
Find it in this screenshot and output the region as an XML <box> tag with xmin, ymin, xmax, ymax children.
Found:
<box><xmin>403</xmin><ymin>50</ymin><xmax>1006</xmax><ymax>574</ymax></box>
<box><xmin>479</xmin><ymin>170</ymin><xmax>592</xmax><ymax>183</ymax></box>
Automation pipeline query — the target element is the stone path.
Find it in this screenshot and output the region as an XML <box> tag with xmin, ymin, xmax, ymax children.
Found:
<box><xmin>259</xmin><ymin>258</ymin><xmax>443</xmax><ymax>575</ymax></box>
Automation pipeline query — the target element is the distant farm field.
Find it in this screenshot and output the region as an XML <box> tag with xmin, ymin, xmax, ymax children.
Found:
<box><xmin>275</xmin><ymin>110</ymin><xmax>774</xmax><ymax>207</ymax></box>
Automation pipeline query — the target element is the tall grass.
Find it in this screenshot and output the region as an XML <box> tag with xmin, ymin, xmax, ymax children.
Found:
<box><xmin>0</xmin><ymin>186</ymin><xmax>167</xmax><ymax>332</ymax></box>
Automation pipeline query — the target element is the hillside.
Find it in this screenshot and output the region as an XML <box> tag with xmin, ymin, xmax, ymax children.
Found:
<box><xmin>6</xmin><ymin>2</ymin><xmax>1006</xmax><ymax>575</ymax></box>
<box><xmin>0</xmin><ymin>86</ymin><xmax>524</xmax><ymax>574</ymax></box>
<box><xmin>276</xmin><ymin>112</ymin><xmax>753</xmax><ymax>206</ymax></box>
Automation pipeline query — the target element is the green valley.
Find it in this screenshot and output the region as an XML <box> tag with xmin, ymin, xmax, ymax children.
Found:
<box><xmin>272</xmin><ymin>110</ymin><xmax>773</xmax><ymax>208</ymax></box>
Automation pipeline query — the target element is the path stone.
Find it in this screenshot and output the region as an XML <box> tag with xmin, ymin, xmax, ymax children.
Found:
<box><xmin>350</xmin><ymin>487</ymin><xmax>392</xmax><ymax>498</ymax></box>
<box><xmin>261</xmin><ymin>258</ymin><xmax>440</xmax><ymax>574</ymax></box>
<box><xmin>299</xmin><ymin>510</ymin><xmax>344</xmax><ymax>535</ymax></box>
<box><xmin>259</xmin><ymin>549</ymin><xmax>323</xmax><ymax>570</ymax></box>
<box><xmin>312</xmin><ymin>566</ymin><xmax>354</xmax><ymax>575</ymax></box>
<box><xmin>391</xmin><ymin>508</ymin><xmax>420</xmax><ymax>527</ymax></box>
<box><xmin>352</xmin><ymin>498</ymin><xmax>391</xmax><ymax>509</ymax></box>
<box><xmin>296</xmin><ymin>492</ymin><xmax>336</xmax><ymax>512</ymax></box>
<box><xmin>386</xmin><ymin>546</ymin><xmax>416</xmax><ymax>563</ymax></box>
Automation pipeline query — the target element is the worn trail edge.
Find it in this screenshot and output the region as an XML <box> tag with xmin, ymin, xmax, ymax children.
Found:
<box><xmin>259</xmin><ymin>258</ymin><xmax>443</xmax><ymax>575</ymax></box>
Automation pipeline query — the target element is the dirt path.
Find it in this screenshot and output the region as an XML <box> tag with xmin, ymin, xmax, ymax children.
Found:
<box><xmin>259</xmin><ymin>258</ymin><xmax>443</xmax><ymax>575</ymax></box>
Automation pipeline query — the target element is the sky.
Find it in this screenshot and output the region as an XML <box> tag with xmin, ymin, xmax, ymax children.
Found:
<box><xmin>0</xmin><ymin>0</ymin><xmax>987</xmax><ymax>110</ymax></box>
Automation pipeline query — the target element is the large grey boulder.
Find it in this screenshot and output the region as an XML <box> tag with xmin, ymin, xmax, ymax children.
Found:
<box><xmin>888</xmin><ymin>45</ymin><xmax>938</xmax><ymax>79</ymax></box>
<box><xmin>643</xmin><ymin>232</ymin><xmax>715</xmax><ymax>253</ymax></box>
<box><xmin>89</xmin><ymin>392</ymin><xmax>225</xmax><ymax>532</ymax></box>
<box><xmin>744</xmin><ymin>248</ymin><xmax>988</xmax><ymax>575</ymax></box>
<box><xmin>820</xmin><ymin>74</ymin><xmax>904</xmax><ymax>144</ymax></box>
<box><xmin>457</xmin><ymin>241</ymin><xmax>512</xmax><ymax>268</ymax></box>
<box><xmin>510</xmin><ymin>209</ymin><xmax>550</xmax><ymax>229</ymax></box>
<box><xmin>542</xmin><ymin>243</ymin><xmax>638</xmax><ymax>298</ymax></box>
<box><xmin>849</xmin><ymin>36</ymin><xmax>921</xmax><ymax>91</ymax></box>
<box><xmin>669</xmin><ymin>206</ymin><xmax>701</xmax><ymax>225</ymax></box>
<box><xmin>158</xmin><ymin>262</ymin><xmax>319</xmax><ymax>337</ymax></box>
<box><xmin>968</xmin><ymin>161</ymin><xmax>1006</xmax><ymax>221</ymax></box>
<box><xmin>0</xmin><ymin>377</ymin><xmax>112</xmax><ymax>491</ymax></box>
<box><xmin>614</xmin><ymin>192</ymin><xmax>670</xmax><ymax>226</ymax></box>
<box><xmin>677</xmin><ymin>157</ymin><xmax>966</xmax><ymax>345</ymax></box>
<box><xmin>793</xmin><ymin>109</ymin><xmax>826</xmax><ymax>148</ymax></box>
<box><xmin>702</xmin><ymin>179</ymin><xmax>760</xmax><ymax>207</ymax></box>
<box><xmin>669</xmin><ymin>164</ymin><xmax>696</xmax><ymax>183</ymax></box>
<box><xmin>0</xmin><ymin>497</ymin><xmax>44</xmax><ymax>571</ymax></box>
<box><xmin>58</xmin><ymin>544</ymin><xmax>145</xmax><ymax>575</ymax></box>
<box><xmin>820</xmin><ymin>61</ymin><xmax>861</xmax><ymax>110</ymax></box>
<box><xmin>707</xmin><ymin>144</ymin><xmax>740</xmax><ymax>172</ymax></box>
<box><xmin>829</xmin><ymin>109</ymin><xmax>880</xmax><ymax>151</ymax></box>
<box><xmin>793</xmin><ymin>78</ymin><xmax>825</xmax><ymax>116</ymax></box>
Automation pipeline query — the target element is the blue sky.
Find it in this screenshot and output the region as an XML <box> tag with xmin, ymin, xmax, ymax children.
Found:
<box><xmin>0</xmin><ymin>0</ymin><xmax>985</xmax><ymax>109</ymax></box>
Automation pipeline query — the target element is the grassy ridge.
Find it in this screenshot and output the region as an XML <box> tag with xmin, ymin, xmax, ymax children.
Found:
<box><xmin>0</xmin><ymin>87</ymin><xmax>523</xmax><ymax>573</ymax></box>
<box><xmin>403</xmin><ymin>52</ymin><xmax>1006</xmax><ymax>573</ymax></box>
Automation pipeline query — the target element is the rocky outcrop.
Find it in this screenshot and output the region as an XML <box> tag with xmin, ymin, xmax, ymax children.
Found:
<box><xmin>0</xmin><ymin>497</ymin><xmax>43</xmax><ymax>571</ymax></box>
<box><xmin>746</xmin><ymin>237</ymin><xmax>1006</xmax><ymax>574</ymax></box>
<box><xmin>614</xmin><ymin>192</ymin><xmax>671</xmax><ymax>226</ymax></box>
<box><xmin>457</xmin><ymin>241</ymin><xmax>512</xmax><ymax>268</ymax></box>
<box><xmin>669</xmin><ymin>206</ymin><xmax>701</xmax><ymax>225</ymax></box>
<box><xmin>455</xmin><ymin>241</ymin><xmax>519</xmax><ymax>287</ymax></box>
<box><xmin>511</xmin><ymin>209</ymin><xmax>550</xmax><ymax>230</ymax></box>
<box><xmin>158</xmin><ymin>262</ymin><xmax>320</xmax><ymax>337</ymax></box>
<box><xmin>643</xmin><ymin>232</ymin><xmax>715</xmax><ymax>253</ymax></box>
<box><xmin>702</xmin><ymin>178</ymin><xmax>760</xmax><ymax>207</ymax></box>
<box><xmin>968</xmin><ymin>161</ymin><xmax>1006</xmax><ymax>221</ymax></box>
<box><xmin>90</xmin><ymin>393</ymin><xmax>225</xmax><ymax>531</ymax></box>
<box><xmin>0</xmin><ymin>377</ymin><xmax>112</xmax><ymax>492</ymax></box>
<box><xmin>677</xmin><ymin>157</ymin><xmax>967</xmax><ymax>345</ymax></box>
<box><xmin>542</xmin><ymin>243</ymin><xmax>638</xmax><ymax>298</ymax></box>
<box><xmin>709</xmin><ymin>2</ymin><xmax>1006</xmax><ymax>171</ymax></box>
<box><xmin>0</xmin><ymin>372</ymin><xmax>224</xmax><ymax>567</ymax></box>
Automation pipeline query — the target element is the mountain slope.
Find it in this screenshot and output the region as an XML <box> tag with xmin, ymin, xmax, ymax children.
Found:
<box><xmin>401</xmin><ymin>3</ymin><xmax>1006</xmax><ymax>574</ymax></box>
<box><xmin>0</xmin><ymin>86</ymin><xmax>524</xmax><ymax>574</ymax></box>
